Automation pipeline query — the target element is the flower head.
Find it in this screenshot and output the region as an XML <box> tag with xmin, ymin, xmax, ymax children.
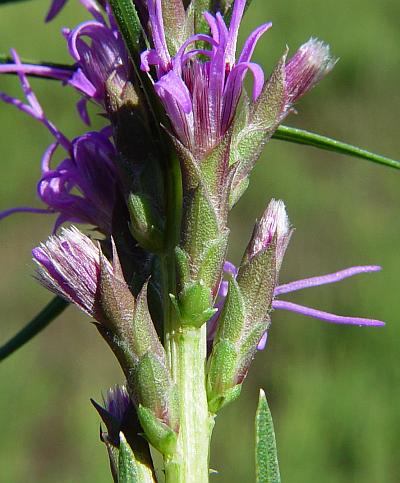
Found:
<box><xmin>141</xmin><ymin>0</ymin><xmax>336</xmax><ymax>162</ymax></box>
<box><xmin>32</xmin><ymin>226</ymin><xmax>108</xmax><ymax>318</ymax></box>
<box><xmin>64</xmin><ymin>14</ymin><xmax>131</xmax><ymax>110</ymax></box>
<box><xmin>0</xmin><ymin>50</ymin><xmax>119</xmax><ymax>234</ymax></box>
<box><xmin>211</xmin><ymin>261</ymin><xmax>385</xmax><ymax>352</ymax></box>
<box><xmin>1</xmin><ymin>1</ymin><xmax>131</xmax><ymax>125</ymax></box>
<box><xmin>209</xmin><ymin>199</ymin><xmax>384</xmax><ymax>353</ymax></box>
<box><xmin>141</xmin><ymin>0</ymin><xmax>269</xmax><ymax>158</ymax></box>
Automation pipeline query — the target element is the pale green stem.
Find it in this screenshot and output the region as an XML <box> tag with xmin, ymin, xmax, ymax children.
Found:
<box><xmin>164</xmin><ymin>324</ymin><xmax>214</xmax><ymax>483</ymax></box>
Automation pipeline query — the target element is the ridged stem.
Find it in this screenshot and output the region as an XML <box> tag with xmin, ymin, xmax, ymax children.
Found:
<box><xmin>164</xmin><ymin>324</ymin><xmax>214</xmax><ymax>483</ymax></box>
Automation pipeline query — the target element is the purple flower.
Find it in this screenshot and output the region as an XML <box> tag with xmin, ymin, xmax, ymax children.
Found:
<box><xmin>32</xmin><ymin>226</ymin><xmax>109</xmax><ymax>318</ymax></box>
<box><xmin>141</xmin><ymin>0</ymin><xmax>335</xmax><ymax>160</ymax></box>
<box><xmin>1</xmin><ymin>2</ymin><xmax>131</xmax><ymax>125</ymax></box>
<box><xmin>141</xmin><ymin>0</ymin><xmax>269</xmax><ymax>158</ymax></box>
<box><xmin>64</xmin><ymin>14</ymin><xmax>131</xmax><ymax>111</ymax></box>
<box><xmin>209</xmin><ymin>200</ymin><xmax>384</xmax><ymax>351</ymax></box>
<box><xmin>0</xmin><ymin>50</ymin><xmax>119</xmax><ymax>234</ymax></box>
<box><xmin>214</xmin><ymin>263</ymin><xmax>385</xmax><ymax>352</ymax></box>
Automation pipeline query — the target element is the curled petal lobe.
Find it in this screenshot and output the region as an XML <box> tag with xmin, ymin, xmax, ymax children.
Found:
<box><xmin>154</xmin><ymin>71</ymin><xmax>193</xmax><ymax>113</ymax></box>
<box><xmin>238</xmin><ymin>22</ymin><xmax>272</xmax><ymax>64</ymax></box>
<box><xmin>147</xmin><ymin>0</ymin><xmax>171</xmax><ymax>73</ymax></box>
<box><xmin>45</xmin><ymin>0</ymin><xmax>68</xmax><ymax>22</ymax></box>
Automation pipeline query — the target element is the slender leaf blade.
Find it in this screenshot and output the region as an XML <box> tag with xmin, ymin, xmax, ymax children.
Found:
<box><xmin>0</xmin><ymin>0</ymin><xmax>29</xmax><ymax>5</ymax></box>
<box><xmin>108</xmin><ymin>0</ymin><xmax>142</xmax><ymax>60</ymax></box>
<box><xmin>274</xmin><ymin>125</ymin><xmax>400</xmax><ymax>170</ymax></box>
<box><xmin>0</xmin><ymin>296</ymin><xmax>68</xmax><ymax>362</ymax></box>
<box><xmin>255</xmin><ymin>389</ymin><xmax>281</xmax><ymax>483</ymax></box>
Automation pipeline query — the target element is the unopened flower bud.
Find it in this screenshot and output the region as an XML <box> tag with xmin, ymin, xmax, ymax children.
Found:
<box><xmin>246</xmin><ymin>198</ymin><xmax>292</xmax><ymax>271</ymax></box>
<box><xmin>285</xmin><ymin>38</ymin><xmax>336</xmax><ymax>103</ymax></box>
<box><xmin>32</xmin><ymin>226</ymin><xmax>106</xmax><ymax>319</ymax></box>
<box><xmin>207</xmin><ymin>200</ymin><xmax>292</xmax><ymax>412</ymax></box>
<box><xmin>92</xmin><ymin>385</ymin><xmax>156</xmax><ymax>482</ymax></box>
<box><xmin>104</xmin><ymin>385</ymin><xmax>131</xmax><ymax>425</ymax></box>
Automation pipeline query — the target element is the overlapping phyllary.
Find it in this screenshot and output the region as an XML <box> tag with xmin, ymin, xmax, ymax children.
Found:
<box><xmin>0</xmin><ymin>0</ymin><xmax>384</xmax><ymax>481</ymax></box>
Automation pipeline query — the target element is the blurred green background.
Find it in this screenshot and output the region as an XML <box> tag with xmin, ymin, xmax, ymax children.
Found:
<box><xmin>1</xmin><ymin>0</ymin><xmax>399</xmax><ymax>481</ymax></box>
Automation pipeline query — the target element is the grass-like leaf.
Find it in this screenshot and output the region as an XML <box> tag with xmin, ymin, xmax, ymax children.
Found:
<box><xmin>108</xmin><ymin>0</ymin><xmax>142</xmax><ymax>61</ymax></box>
<box><xmin>0</xmin><ymin>0</ymin><xmax>28</xmax><ymax>5</ymax></box>
<box><xmin>255</xmin><ymin>389</ymin><xmax>281</xmax><ymax>483</ymax></box>
<box><xmin>273</xmin><ymin>125</ymin><xmax>400</xmax><ymax>170</ymax></box>
<box><xmin>0</xmin><ymin>296</ymin><xmax>69</xmax><ymax>362</ymax></box>
<box><xmin>1</xmin><ymin>53</ymin><xmax>399</xmax><ymax>170</ymax></box>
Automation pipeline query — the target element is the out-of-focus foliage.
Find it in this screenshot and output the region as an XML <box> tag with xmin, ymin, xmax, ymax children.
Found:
<box><xmin>0</xmin><ymin>0</ymin><xmax>399</xmax><ymax>481</ymax></box>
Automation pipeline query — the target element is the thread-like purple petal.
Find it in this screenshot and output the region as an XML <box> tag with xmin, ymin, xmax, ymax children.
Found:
<box><xmin>272</xmin><ymin>300</ymin><xmax>385</xmax><ymax>327</ymax></box>
<box><xmin>222</xmin><ymin>61</ymin><xmax>264</xmax><ymax>129</ymax></box>
<box><xmin>238</xmin><ymin>22</ymin><xmax>272</xmax><ymax>64</ymax></box>
<box><xmin>77</xmin><ymin>98</ymin><xmax>91</xmax><ymax>126</ymax></box>
<box><xmin>45</xmin><ymin>0</ymin><xmax>68</xmax><ymax>22</ymax></box>
<box><xmin>257</xmin><ymin>331</ymin><xmax>268</xmax><ymax>350</ymax></box>
<box><xmin>275</xmin><ymin>265</ymin><xmax>382</xmax><ymax>296</ymax></box>
<box><xmin>0</xmin><ymin>63</ymin><xmax>72</xmax><ymax>81</ymax></box>
<box><xmin>147</xmin><ymin>0</ymin><xmax>171</xmax><ymax>72</ymax></box>
<box><xmin>0</xmin><ymin>206</ymin><xmax>54</xmax><ymax>221</ymax></box>
<box><xmin>225</xmin><ymin>0</ymin><xmax>246</xmax><ymax>64</ymax></box>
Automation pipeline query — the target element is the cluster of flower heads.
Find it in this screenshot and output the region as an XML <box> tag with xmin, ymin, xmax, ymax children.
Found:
<box><xmin>141</xmin><ymin>0</ymin><xmax>335</xmax><ymax>158</ymax></box>
<box><xmin>0</xmin><ymin>48</ymin><xmax>119</xmax><ymax>234</ymax></box>
<box><xmin>0</xmin><ymin>0</ymin><xmax>384</xmax><ymax>355</ymax></box>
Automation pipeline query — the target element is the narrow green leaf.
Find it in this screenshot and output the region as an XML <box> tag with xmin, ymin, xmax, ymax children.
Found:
<box><xmin>190</xmin><ymin>0</ymin><xmax>213</xmax><ymax>34</ymax></box>
<box><xmin>0</xmin><ymin>296</ymin><xmax>68</xmax><ymax>362</ymax></box>
<box><xmin>0</xmin><ymin>0</ymin><xmax>29</xmax><ymax>5</ymax></box>
<box><xmin>118</xmin><ymin>432</ymin><xmax>139</xmax><ymax>483</ymax></box>
<box><xmin>108</xmin><ymin>0</ymin><xmax>169</xmax><ymax>139</ymax></box>
<box><xmin>108</xmin><ymin>0</ymin><xmax>142</xmax><ymax>61</ymax></box>
<box><xmin>274</xmin><ymin>125</ymin><xmax>400</xmax><ymax>170</ymax></box>
<box><xmin>255</xmin><ymin>389</ymin><xmax>281</xmax><ymax>483</ymax></box>
<box><xmin>224</xmin><ymin>0</ymin><xmax>252</xmax><ymax>24</ymax></box>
